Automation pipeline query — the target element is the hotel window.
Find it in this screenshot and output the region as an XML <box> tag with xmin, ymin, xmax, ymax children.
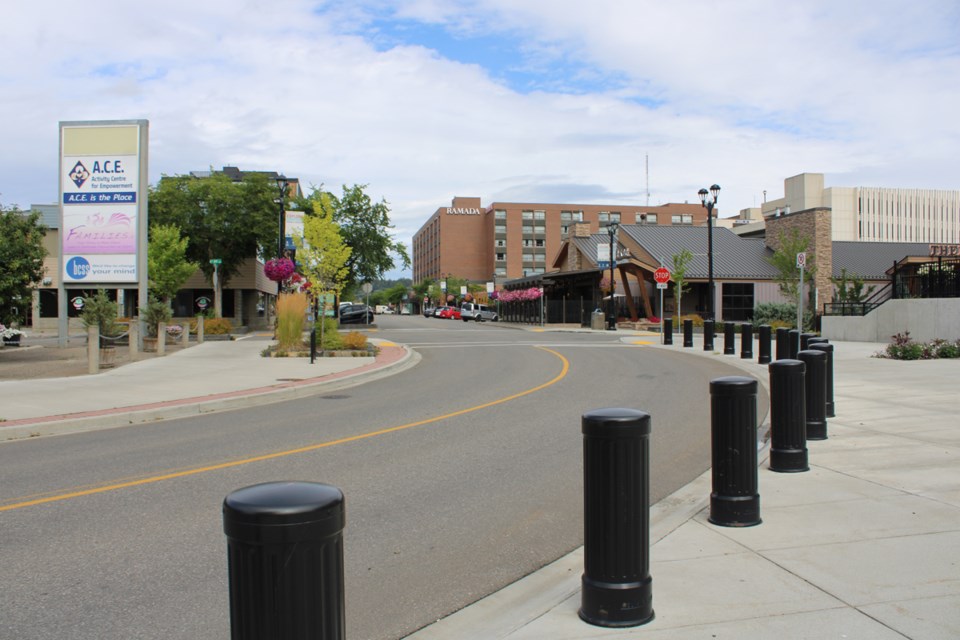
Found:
<box><xmin>534</xmin><ymin>254</ymin><xmax>545</xmax><ymax>262</ymax></box>
<box><xmin>522</xmin><ymin>253</ymin><xmax>534</xmax><ymax>262</ymax></box>
<box><xmin>522</xmin><ymin>239</ymin><xmax>533</xmax><ymax>247</ymax></box>
<box><xmin>598</xmin><ymin>212</ymin><xmax>609</xmax><ymax>222</ymax></box>
<box><xmin>610</xmin><ymin>212</ymin><xmax>621</xmax><ymax>223</ymax></box>
<box><xmin>671</xmin><ymin>214</ymin><xmax>693</xmax><ymax>225</ymax></box>
<box><xmin>561</xmin><ymin>210</ymin><xmax>583</xmax><ymax>221</ymax></box>
<box><xmin>495</xmin><ymin>209</ymin><xmax>506</xmax><ymax>220</ymax></box>
<box><xmin>535</xmin><ymin>239</ymin><xmax>544</xmax><ymax>247</ymax></box>
<box><xmin>495</xmin><ymin>239</ymin><xmax>505</xmax><ymax>247</ymax></box>
<box><xmin>495</xmin><ymin>224</ymin><xmax>507</xmax><ymax>233</ymax></box>
<box><xmin>496</xmin><ymin>253</ymin><xmax>506</xmax><ymax>261</ymax></box>
<box><xmin>636</xmin><ymin>212</ymin><xmax>657</xmax><ymax>224</ymax></box>
<box><xmin>522</xmin><ymin>210</ymin><xmax>534</xmax><ymax>220</ymax></box>
<box><xmin>522</xmin><ymin>225</ymin><xmax>534</xmax><ymax>234</ymax></box>
<box><xmin>534</xmin><ymin>210</ymin><xmax>545</xmax><ymax>220</ymax></box>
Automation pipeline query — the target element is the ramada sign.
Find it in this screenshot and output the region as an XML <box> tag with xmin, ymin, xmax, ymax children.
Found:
<box><xmin>446</xmin><ymin>207</ymin><xmax>481</xmax><ymax>215</ymax></box>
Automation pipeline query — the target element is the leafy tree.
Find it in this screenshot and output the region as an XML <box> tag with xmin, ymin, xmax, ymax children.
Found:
<box><xmin>295</xmin><ymin>192</ymin><xmax>351</xmax><ymax>301</ymax></box>
<box><xmin>0</xmin><ymin>205</ymin><xmax>47</xmax><ymax>326</ymax></box>
<box><xmin>148</xmin><ymin>224</ymin><xmax>199</xmax><ymax>307</ymax></box>
<box><xmin>295</xmin><ymin>184</ymin><xmax>410</xmax><ymax>288</ymax></box>
<box><xmin>80</xmin><ymin>289</ymin><xmax>121</xmax><ymax>339</ymax></box>
<box><xmin>384</xmin><ymin>283</ymin><xmax>409</xmax><ymax>308</ymax></box>
<box><xmin>831</xmin><ymin>268</ymin><xmax>876</xmax><ymax>303</ymax></box>
<box><xmin>148</xmin><ymin>172</ymin><xmax>280</xmax><ymax>316</ymax></box>
<box><xmin>766</xmin><ymin>229</ymin><xmax>817</xmax><ymax>307</ymax></box>
<box><xmin>670</xmin><ymin>248</ymin><xmax>693</xmax><ymax>317</ymax></box>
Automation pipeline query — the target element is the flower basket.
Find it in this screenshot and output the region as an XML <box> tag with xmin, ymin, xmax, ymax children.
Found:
<box><xmin>1</xmin><ymin>325</ymin><xmax>26</xmax><ymax>346</ymax></box>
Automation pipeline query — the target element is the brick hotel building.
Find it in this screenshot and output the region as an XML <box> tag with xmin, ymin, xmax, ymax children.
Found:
<box><xmin>412</xmin><ymin>197</ymin><xmax>710</xmax><ymax>284</ymax></box>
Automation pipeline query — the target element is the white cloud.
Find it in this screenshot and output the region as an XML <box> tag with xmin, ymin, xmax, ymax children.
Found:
<box><xmin>2</xmin><ymin>0</ymin><xmax>957</xmax><ymax>279</ymax></box>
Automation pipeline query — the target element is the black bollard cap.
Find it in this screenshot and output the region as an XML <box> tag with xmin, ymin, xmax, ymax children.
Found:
<box><xmin>809</xmin><ymin>342</ymin><xmax>833</xmax><ymax>354</ymax></box>
<box><xmin>224</xmin><ymin>481</ymin><xmax>345</xmax><ymax>544</ymax></box>
<box><xmin>769</xmin><ymin>359</ymin><xmax>805</xmax><ymax>375</ymax></box>
<box><xmin>582</xmin><ymin>408</ymin><xmax>651</xmax><ymax>437</ymax></box>
<box><xmin>797</xmin><ymin>349</ymin><xmax>826</xmax><ymax>364</ymax></box>
<box><xmin>709</xmin><ymin>376</ymin><xmax>757</xmax><ymax>396</ymax></box>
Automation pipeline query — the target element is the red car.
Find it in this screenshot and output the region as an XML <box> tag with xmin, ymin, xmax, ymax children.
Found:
<box><xmin>437</xmin><ymin>306</ymin><xmax>461</xmax><ymax>320</ymax></box>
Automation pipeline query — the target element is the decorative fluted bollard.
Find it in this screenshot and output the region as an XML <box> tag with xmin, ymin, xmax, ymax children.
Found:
<box><xmin>741</xmin><ymin>323</ymin><xmax>754</xmax><ymax>359</ymax></box>
<box><xmin>223</xmin><ymin>482</ymin><xmax>346</xmax><ymax>640</ymax></box>
<box><xmin>663</xmin><ymin>318</ymin><xmax>673</xmax><ymax>345</ymax></box>
<box><xmin>683</xmin><ymin>319</ymin><xmax>693</xmax><ymax>348</ymax></box>
<box><xmin>809</xmin><ymin>342</ymin><xmax>835</xmax><ymax>417</ymax></box>
<box><xmin>768</xmin><ymin>360</ymin><xmax>809</xmax><ymax>472</ymax></box>
<box><xmin>798</xmin><ymin>350</ymin><xmax>828</xmax><ymax>440</ymax></box>
<box><xmin>580</xmin><ymin>408</ymin><xmax>654</xmax><ymax>628</ymax></box>
<box><xmin>709</xmin><ymin>377</ymin><xmax>761</xmax><ymax>527</ymax></box>
<box><xmin>800</xmin><ymin>332</ymin><xmax>817</xmax><ymax>352</ymax></box>
<box><xmin>703</xmin><ymin>320</ymin><xmax>715</xmax><ymax>351</ymax></box>
<box><xmin>757</xmin><ymin>325</ymin><xmax>771</xmax><ymax>364</ymax></box>
<box><xmin>788</xmin><ymin>329</ymin><xmax>801</xmax><ymax>359</ymax></box>
<box><xmin>775</xmin><ymin>327</ymin><xmax>790</xmax><ymax>360</ymax></box>
<box><xmin>724</xmin><ymin>322</ymin><xmax>736</xmax><ymax>355</ymax></box>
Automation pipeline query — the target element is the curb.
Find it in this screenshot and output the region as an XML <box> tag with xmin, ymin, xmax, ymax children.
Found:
<box><xmin>1</xmin><ymin>345</ymin><xmax>419</xmax><ymax>442</ymax></box>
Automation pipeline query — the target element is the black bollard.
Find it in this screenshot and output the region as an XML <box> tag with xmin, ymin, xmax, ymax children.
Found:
<box><xmin>709</xmin><ymin>377</ymin><xmax>761</xmax><ymax>527</ymax></box>
<box><xmin>809</xmin><ymin>342</ymin><xmax>835</xmax><ymax>417</ymax></box>
<box><xmin>775</xmin><ymin>327</ymin><xmax>790</xmax><ymax>360</ymax></box>
<box><xmin>703</xmin><ymin>320</ymin><xmax>715</xmax><ymax>351</ymax></box>
<box><xmin>768</xmin><ymin>360</ymin><xmax>809</xmax><ymax>472</ymax></box>
<box><xmin>580</xmin><ymin>408</ymin><xmax>655</xmax><ymax>628</ymax></box>
<box><xmin>788</xmin><ymin>329</ymin><xmax>801</xmax><ymax>359</ymax></box>
<box><xmin>757</xmin><ymin>325</ymin><xmax>772</xmax><ymax>364</ymax></box>
<box><xmin>798</xmin><ymin>350</ymin><xmax>828</xmax><ymax>440</ymax></box>
<box><xmin>310</xmin><ymin>328</ymin><xmax>317</xmax><ymax>364</ymax></box>
<box><xmin>724</xmin><ymin>322</ymin><xmax>736</xmax><ymax>355</ymax></box>
<box><xmin>683</xmin><ymin>319</ymin><xmax>693</xmax><ymax>348</ymax></box>
<box><xmin>807</xmin><ymin>337</ymin><xmax>828</xmax><ymax>347</ymax></box>
<box><xmin>800</xmin><ymin>332</ymin><xmax>817</xmax><ymax>351</ymax></box>
<box><xmin>223</xmin><ymin>482</ymin><xmax>346</xmax><ymax>640</ymax></box>
<box><xmin>741</xmin><ymin>323</ymin><xmax>754</xmax><ymax>359</ymax></box>
<box><xmin>663</xmin><ymin>317</ymin><xmax>673</xmax><ymax>345</ymax></box>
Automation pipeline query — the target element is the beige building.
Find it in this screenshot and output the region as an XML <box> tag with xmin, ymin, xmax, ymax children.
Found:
<box><xmin>762</xmin><ymin>173</ymin><xmax>960</xmax><ymax>243</ymax></box>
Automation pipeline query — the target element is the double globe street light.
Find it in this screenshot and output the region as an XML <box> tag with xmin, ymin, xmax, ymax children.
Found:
<box><xmin>698</xmin><ymin>184</ymin><xmax>721</xmax><ymax>320</ymax></box>
<box><xmin>606</xmin><ymin>221</ymin><xmax>619</xmax><ymax>330</ymax></box>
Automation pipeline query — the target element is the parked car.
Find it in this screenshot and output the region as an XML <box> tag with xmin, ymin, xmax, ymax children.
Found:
<box><xmin>437</xmin><ymin>306</ymin><xmax>462</xmax><ymax>320</ymax></box>
<box><xmin>339</xmin><ymin>304</ymin><xmax>374</xmax><ymax>324</ymax></box>
<box><xmin>423</xmin><ymin>306</ymin><xmax>435</xmax><ymax>317</ymax></box>
<box><xmin>460</xmin><ymin>302</ymin><xmax>499</xmax><ymax>322</ymax></box>
<box><xmin>433</xmin><ymin>306</ymin><xmax>445</xmax><ymax>317</ymax></box>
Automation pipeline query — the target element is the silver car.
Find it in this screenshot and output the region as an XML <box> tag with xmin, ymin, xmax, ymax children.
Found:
<box><xmin>460</xmin><ymin>302</ymin><xmax>498</xmax><ymax>322</ymax></box>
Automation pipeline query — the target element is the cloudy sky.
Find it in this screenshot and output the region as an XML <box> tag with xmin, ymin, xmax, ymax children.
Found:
<box><xmin>3</xmin><ymin>0</ymin><xmax>958</xmax><ymax>278</ymax></box>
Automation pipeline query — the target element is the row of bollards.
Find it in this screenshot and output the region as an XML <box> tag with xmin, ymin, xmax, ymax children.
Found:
<box><xmin>217</xmin><ymin>325</ymin><xmax>835</xmax><ymax>636</ymax></box>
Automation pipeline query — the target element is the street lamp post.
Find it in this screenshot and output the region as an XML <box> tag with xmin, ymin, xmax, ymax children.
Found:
<box><xmin>606</xmin><ymin>222</ymin><xmax>619</xmax><ymax>330</ymax></box>
<box><xmin>698</xmin><ymin>184</ymin><xmax>721</xmax><ymax>320</ymax></box>
<box><xmin>276</xmin><ymin>175</ymin><xmax>288</xmax><ymax>259</ymax></box>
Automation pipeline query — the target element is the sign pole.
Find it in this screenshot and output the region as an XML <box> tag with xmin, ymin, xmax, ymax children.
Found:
<box><xmin>796</xmin><ymin>252</ymin><xmax>806</xmax><ymax>331</ymax></box>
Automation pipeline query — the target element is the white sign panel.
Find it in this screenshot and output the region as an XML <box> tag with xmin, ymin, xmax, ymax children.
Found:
<box><xmin>61</xmin><ymin>149</ymin><xmax>141</xmax><ymax>283</ymax></box>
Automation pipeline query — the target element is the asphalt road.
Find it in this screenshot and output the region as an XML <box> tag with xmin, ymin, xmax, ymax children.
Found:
<box><xmin>0</xmin><ymin>317</ymin><xmax>757</xmax><ymax>639</ymax></box>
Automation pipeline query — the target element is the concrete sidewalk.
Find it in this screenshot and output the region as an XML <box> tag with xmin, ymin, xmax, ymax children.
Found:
<box><xmin>0</xmin><ymin>335</ymin><xmax>416</xmax><ymax>441</ymax></box>
<box><xmin>407</xmin><ymin>334</ymin><xmax>960</xmax><ymax>639</ymax></box>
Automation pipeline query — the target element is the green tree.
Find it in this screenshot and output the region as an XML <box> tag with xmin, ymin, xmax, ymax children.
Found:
<box><xmin>766</xmin><ymin>229</ymin><xmax>817</xmax><ymax>307</ymax></box>
<box><xmin>831</xmin><ymin>268</ymin><xmax>876</xmax><ymax>303</ymax></box>
<box><xmin>670</xmin><ymin>248</ymin><xmax>693</xmax><ymax>318</ymax></box>
<box><xmin>296</xmin><ymin>193</ymin><xmax>351</xmax><ymax>300</ymax></box>
<box><xmin>148</xmin><ymin>172</ymin><xmax>279</xmax><ymax>317</ymax></box>
<box><xmin>0</xmin><ymin>205</ymin><xmax>47</xmax><ymax>326</ymax></box>
<box><xmin>296</xmin><ymin>184</ymin><xmax>410</xmax><ymax>288</ymax></box>
<box><xmin>148</xmin><ymin>224</ymin><xmax>199</xmax><ymax>306</ymax></box>
<box><xmin>384</xmin><ymin>283</ymin><xmax>409</xmax><ymax>308</ymax></box>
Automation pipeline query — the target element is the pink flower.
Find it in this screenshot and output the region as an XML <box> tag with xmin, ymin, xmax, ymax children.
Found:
<box><xmin>264</xmin><ymin>258</ymin><xmax>296</xmax><ymax>282</ymax></box>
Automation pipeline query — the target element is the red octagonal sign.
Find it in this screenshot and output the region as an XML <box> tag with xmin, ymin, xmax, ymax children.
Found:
<box><xmin>654</xmin><ymin>267</ymin><xmax>671</xmax><ymax>284</ymax></box>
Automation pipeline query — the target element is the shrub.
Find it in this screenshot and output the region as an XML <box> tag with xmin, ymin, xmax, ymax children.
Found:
<box><xmin>139</xmin><ymin>297</ymin><xmax>173</xmax><ymax>337</ymax></box>
<box><xmin>341</xmin><ymin>331</ymin><xmax>368</xmax><ymax>350</ymax></box>
<box><xmin>80</xmin><ymin>290</ymin><xmax>121</xmax><ymax>338</ymax></box>
<box><xmin>276</xmin><ymin>292</ymin><xmax>309</xmax><ymax>350</ymax></box>
<box><xmin>679</xmin><ymin>314</ymin><xmax>704</xmax><ymax>328</ymax></box>
<box><xmin>933</xmin><ymin>339</ymin><xmax>960</xmax><ymax>359</ymax></box>
<box><xmin>319</xmin><ymin>318</ymin><xmax>343</xmax><ymax>350</ymax></box>
<box><xmin>203</xmin><ymin>317</ymin><xmax>233</xmax><ymax>335</ymax></box>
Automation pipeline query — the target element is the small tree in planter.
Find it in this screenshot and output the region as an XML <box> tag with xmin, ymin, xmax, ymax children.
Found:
<box><xmin>139</xmin><ymin>297</ymin><xmax>173</xmax><ymax>339</ymax></box>
<box><xmin>80</xmin><ymin>290</ymin><xmax>121</xmax><ymax>343</ymax></box>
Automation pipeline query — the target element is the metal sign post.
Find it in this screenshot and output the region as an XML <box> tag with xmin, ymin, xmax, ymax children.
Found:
<box><xmin>654</xmin><ymin>265</ymin><xmax>671</xmax><ymax>343</ymax></box>
<box><xmin>796</xmin><ymin>252</ymin><xmax>806</xmax><ymax>330</ymax></box>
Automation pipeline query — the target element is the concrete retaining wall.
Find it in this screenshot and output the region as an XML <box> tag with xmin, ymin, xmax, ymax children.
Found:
<box><xmin>823</xmin><ymin>298</ymin><xmax>960</xmax><ymax>343</ymax></box>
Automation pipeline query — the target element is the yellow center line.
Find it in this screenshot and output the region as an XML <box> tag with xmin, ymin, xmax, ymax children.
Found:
<box><xmin>1</xmin><ymin>347</ymin><xmax>570</xmax><ymax>513</ymax></box>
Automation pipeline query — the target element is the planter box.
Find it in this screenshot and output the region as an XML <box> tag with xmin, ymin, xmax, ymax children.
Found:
<box><xmin>2</xmin><ymin>335</ymin><xmax>22</xmax><ymax>347</ymax></box>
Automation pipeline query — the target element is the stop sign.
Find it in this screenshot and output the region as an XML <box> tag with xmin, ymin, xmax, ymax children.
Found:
<box><xmin>654</xmin><ymin>267</ymin><xmax>671</xmax><ymax>284</ymax></box>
